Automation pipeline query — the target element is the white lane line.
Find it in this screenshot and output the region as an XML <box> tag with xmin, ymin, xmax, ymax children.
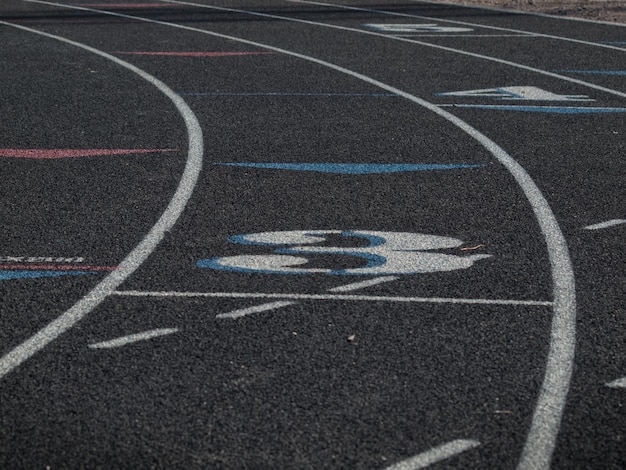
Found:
<box><xmin>383</xmin><ymin>439</ymin><xmax>480</xmax><ymax>470</ymax></box>
<box><xmin>217</xmin><ymin>277</ymin><xmax>397</xmax><ymax>318</ymax></box>
<box><xmin>157</xmin><ymin>0</ymin><xmax>626</xmax><ymax>100</ymax></box>
<box><xmin>606</xmin><ymin>377</ymin><xmax>626</xmax><ymax>388</ymax></box>
<box><xmin>294</xmin><ymin>0</ymin><xmax>626</xmax><ymax>51</ymax></box>
<box><xmin>216</xmin><ymin>301</ymin><xmax>296</xmax><ymax>319</ymax></box>
<box><xmin>115</xmin><ymin>290</ymin><xmax>552</xmax><ymax>307</ymax></box>
<box><xmin>418</xmin><ymin>0</ymin><xmax>626</xmax><ymax>28</ymax></box>
<box><xmin>88</xmin><ymin>328</ymin><xmax>179</xmax><ymax>349</ymax></box>
<box><xmin>329</xmin><ymin>276</ymin><xmax>399</xmax><ymax>292</ymax></box>
<box><xmin>19</xmin><ymin>4</ymin><xmax>578</xmax><ymax>468</ymax></box>
<box><xmin>584</xmin><ymin>219</ymin><xmax>626</xmax><ymax>230</ymax></box>
<box><xmin>0</xmin><ymin>20</ymin><xmax>203</xmax><ymax>379</ymax></box>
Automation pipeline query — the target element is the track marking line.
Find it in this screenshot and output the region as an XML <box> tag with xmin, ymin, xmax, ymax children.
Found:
<box><xmin>88</xmin><ymin>328</ymin><xmax>179</xmax><ymax>349</ymax></box>
<box><xmin>179</xmin><ymin>92</ymin><xmax>398</xmax><ymax>97</ymax></box>
<box><xmin>159</xmin><ymin>0</ymin><xmax>626</xmax><ymax>100</ymax></box>
<box><xmin>0</xmin><ymin>148</ymin><xmax>177</xmax><ymax>159</ymax></box>
<box><xmin>584</xmin><ymin>219</ymin><xmax>626</xmax><ymax>230</ymax></box>
<box><xmin>606</xmin><ymin>377</ymin><xmax>626</xmax><ymax>388</ymax></box>
<box><xmin>0</xmin><ymin>19</ymin><xmax>203</xmax><ymax>379</ymax></box>
<box><xmin>114</xmin><ymin>290</ymin><xmax>553</xmax><ymax>307</ymax></box>
<box><xmin>115</xmin><ymin>51</ymin><xmax>273</xmax><ymax>57</ymax></box>
<box><xmin>291</xmin><ymin>0</ymin><xmax>626</xmax><ymax>50</ymax></box>
<box><xmin>439</xmin><ymin>105</ymin><xmax>626</xmax><ymax>114</ymax></box>
<box><xmin>216</xmin><ymin>301</ymin><xmax>297</xmax><ymax>319</ymax></box>
<box><xmin>383</xmin><ymin>439</ymin><xmax>480</xmax><ymax>470</ymax></box>
<box><xmin>217</xmin><ymin>277</ymin><xmax>397</xmax><ymax>318</ymax></box>
<box><xmin>15</xmin><ymin>4</ymin><xmax>579</xmax><ymax>469</ymax></box>
<box><xmin>328</xmin><ymin>276</ymin><xmax>399</xmax><ymax>292</ymax></box>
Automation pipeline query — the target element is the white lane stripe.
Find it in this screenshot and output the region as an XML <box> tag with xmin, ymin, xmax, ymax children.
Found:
<box><xmin>584</xmin><ymin>219</ymin><xmax>626</xmax><ymax>230</ymax></box>
<box><xmin>384</xmin><ymin>439</ymin><xmax>480</xmax><ymax>470</ymax></box>
<box><xmin>19</xmin><ymin>4</ymin><xmax>578</xmax><ymax>468</ymax></box>
<box><xmin>329</xmin><ymin>276</ymin><xmax>399</xmax><ymax>292</ymax></box>
<box><xmin>418</xmin><ymin>0</ymin><xmax>626</xmax><ymax>28</ymax></box>
<box><xmin>293</xmin><ymin>0</ymin><xmax>626</xmax><ymax>51</ymax></box>
<box><xmin>0</xmin><ymin>21</ymin><xmax>203</xmax><ymax>379</ymax></box>
<box><xmin>88</xmin><ymin>328</ymin><xmax>179</xmax><ymax>349</ymax></box>
<box><xmin>606</xmin><ymin>377</ymin><xmax>626</xmax><ymax>388</ymax></box>
<box><xmin>115</xmin><ymin>290</ymin><xmax>552</xmax><ymax>307</ymax></box>
<box><xmin>216</xmin><ymin>301</ymin><xmax>296</xmax><ymax>319</ymax></box>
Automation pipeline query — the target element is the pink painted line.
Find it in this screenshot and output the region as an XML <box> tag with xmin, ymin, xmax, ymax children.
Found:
<box><xmin>0</xmin><ymin>265</ymin><xmax>117</xmax><ymax>271</ymax></box>
<box><xmin>0</xmin><ymin>149</ymin><xmax>177</xmax><ymax>159</ymax></box>
<box><xmin>75</xmin><ymin>3</ymin><xmax>174</xmax><ymax>7</ymax></box>
<box><xmin>116</xmin><ymin>51</ymin><xmax>273</xmax><ymax>57</ymax></box>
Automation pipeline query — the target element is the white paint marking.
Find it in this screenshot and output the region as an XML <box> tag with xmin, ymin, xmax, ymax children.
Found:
<box><xmin>329</xmin><ymin>276</ymin><xmax>399</xmax><ymax>292</ymax></box>
<box><xmin>584</xmin><ymin>219</ymin><xmax>626</xmax><ymax>230</ymax></box>
<box><xmin>606</xmin><ymin>377</ymin><xmax>626</xmax><ymax>388</ymax></box>
<box><xmin>0</xmin><ymin>20</ymin><xmax>203</xmax><ymax>379</ymax></box>
<box><xmin>88</xmin><ymin>328</ymin><xmax>179</xmax><ymax>349</ymax></box>
<box><xmin>19</xmin><ymin>3</ymin><xmax>577</xmax><ymax>469</ymax></box>
<box><xmin>217</xmin><ymin>277</ymin><xmax>396</xmax><ymax>318</ymax></box>
<box><xmin>384</xmin><ymin>439</ymin><xmax>480</xmax><ymax>470</ymax></box>
<box><xmin>216</xmin><ymin>301</ymin><xmax>296</xmax><ymax>319</ymax></box>
<box><xmin>293</xmin><ymin>0</ymin><xmax>626</xmax><ymax>50</ymax></box>
<box><xmin>115</xmin><ymin>290</ymin><xmax>552</xmax><ymax>307</ymax></box>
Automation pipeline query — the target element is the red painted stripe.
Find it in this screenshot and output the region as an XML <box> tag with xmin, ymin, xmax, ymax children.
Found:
<box><xmin>0</xmin><ymin>149</ymin><xmax>176</xmax><ymax>159</ymax></box>
<box><xmin>0</xmin><ymin>265</ymin><xmax>117</xmax><ymax>271</ymax></box>
<box><xmin>117</xmin><ymin>51</ymin><xmax>273</xmax><ymax>57</ymax></box>
<box><xmin>76</xmin><ymin>3</ymin><xmax>173</xmax><ymax>7</ymax></box>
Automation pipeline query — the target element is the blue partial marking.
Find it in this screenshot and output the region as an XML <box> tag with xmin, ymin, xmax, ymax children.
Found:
<box><xmin>214</xmin><ymin>163</ymin><xmax>484</xmax><ymax>174</ymax></box>
<box><xmin>556</xmin><ymin>70</ymin><xmax>626</xmax><ymax>76</ymax></box>
<box><xmin>0</xmin><ymin>270</ymin><xmax>95</xmax><ymax>281</ymax></box>
<box><xmin>179</xmin><ymin>92</ymin><xmax>398</xmax><ymax>97</ymax></box>
<box><xmin>451</xmin><ymin>105</ymin><xmax>626</xmax><ymax>114</ymax></box>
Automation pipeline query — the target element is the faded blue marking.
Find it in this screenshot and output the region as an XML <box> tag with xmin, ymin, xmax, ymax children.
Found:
<box><xmin>599</xmin><ymin>41</ymin><xmax>626</xmax><ymax>45</ymax></box>
<box><xmin>447</xmin><ymin>105</ymin><xmax>626</xmax><ymax>114</ymax></box>
<box><xmin>214</xmin><ymin>162</ymin><xmax>484</xmax><ymax>174</ymax></box>
<box><xmin>179</xmin><ymin>92</ymin><xmax>398</xmax><ymax>97</ymax></box>
<box><xmin>0</xmin><ymin>270</ymin><xmax>95</xmax><ymax>281</ymax></box>
<box><xmin>556</xmin><ymin>70</ymin><xmax>626</xmax><ymax>76</ymax></box>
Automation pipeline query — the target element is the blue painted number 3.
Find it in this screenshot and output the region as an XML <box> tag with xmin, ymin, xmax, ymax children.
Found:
<box><xmin>197</xmin><ymin>230</ymin><xmax>490</xmax><ymax>275</ymax></box>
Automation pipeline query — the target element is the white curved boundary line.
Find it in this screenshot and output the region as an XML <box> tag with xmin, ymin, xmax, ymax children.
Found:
<box><xmin>418</xmin><ymin>0</ymin><xmax>626</xmax><ymax>28</ymax></box>
<box><xmin>0</xmin><ymin>20</ymin><xmax>203</xmax><ymax>378</ymax></box>
<box><xmin>158</xmin><ymin>0</ymin><xmax>626</xmax><ymax>99</ymax></box>
<box><xmin>292</xmin><ymin>0</ymin><xmax>626</xmax><ymax>52</ymax></box>
<box><xmin>15</xmin><ymin>2</ymin><xmax>577</xmax><ymax>469</ymax></box>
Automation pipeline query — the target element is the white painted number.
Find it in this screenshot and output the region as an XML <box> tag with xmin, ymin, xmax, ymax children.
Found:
<box><xmin>363</xmin><ymin>23</ymin><xmax>473</xmax><ymax>33</ymax></box>
<box><xmin>437</xmin><ymin>86</ymin><xmax>593</xmax><ymax>102</ymax></box>
<box><xmin>197</xmin><ymin>230</ymin><xmax>491</xmax><ymax>275</ymax></box>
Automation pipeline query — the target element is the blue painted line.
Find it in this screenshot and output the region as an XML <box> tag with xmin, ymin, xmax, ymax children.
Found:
<box><xmin>447</xmin><ymin>105</ymin><xmax>626</xmax><ymax>114</ymax></box>
<box><xmin>0</xmin><ymin>270</ymin><xmax>96</xmax><ymax>281</ymax></box>
<box><xmin>556</xmin><ymin>70</ymin><xmax>626</xmax><ymax>76</ymax></box>
<box><xmin>178</xmin><ymin>92</ymin><xmax>398</xmax><ymax>97</ymax></box>
<box><xmin>599</xmin><ymin>41</ymin><xmax>626</xmax><ymax>45</ymax></box>
<box><xmin>213</xmin><ymin>163</ymin><xmax>485</xmax><ymax>174</ymax></box>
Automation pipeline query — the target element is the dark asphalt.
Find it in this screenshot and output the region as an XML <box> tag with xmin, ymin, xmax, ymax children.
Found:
<box><xmin>1</xmin><ymin>0</ymin><xmax>625</xmax><ymax>468</ymax></box>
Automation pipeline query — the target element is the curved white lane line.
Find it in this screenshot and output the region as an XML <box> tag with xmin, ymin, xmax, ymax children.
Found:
<box><xmin>291</xmin><ymin>0</ymin><xmax>626</xmax><ymax>52</ymax></box>
<box><xmin>418</xmin><ymin>0</ymin><xmax>626</xmax><ymax>28</ymax></box>
<box><xmin>0</xmin><ymin>21</ymin><xmax>203</xmax><ymax>378</ymax></box>
<box><xmin>16</xmin><ymin>2</ymin><xmax>576</xmax><ymax>469</ymax></box>
<box><xmin>158</xmin><ymin>0</ymin><xmax>626</xmax><ymax>99</ymax></box>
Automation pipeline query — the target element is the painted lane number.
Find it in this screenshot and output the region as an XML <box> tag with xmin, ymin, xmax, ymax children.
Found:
<box><xmin>197</xmin><ymin>231</ymin><xmax>491</xmax><ymax>275</ymax></box>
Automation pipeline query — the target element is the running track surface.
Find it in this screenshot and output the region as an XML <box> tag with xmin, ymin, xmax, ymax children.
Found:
<box><xmin>0</xmin><ymin>1</ymin><xmax>625</xmax><ymax>468</ymax></box>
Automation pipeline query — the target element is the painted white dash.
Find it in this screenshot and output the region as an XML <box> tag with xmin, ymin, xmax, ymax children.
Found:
<box><xmin>584</xmin><ymin>219</ymin><xmax>626</xmax><ymax>230</ymax></box>
<box><xmin>329</xmin><ymin>276</ymin><xmax>399</xmax><ymax>292</ymax></box>
<box><xmin>115</xmin><ymin>290</ymin><xmax>552</xmax><ymax>307</ymax></box>
<box><xmin>216</xmin><ymin>301</ymin><xmax>296</xmax><ymax>319</ymax></box>
<box><xmin>384</xmin><ymin>439</ymin><xmax>480</xmax><ymax>470</ymax></box>
<box><xmin>606</xmin><ymin>377</ymin><xmax>626</xmax><ymax>388</ymax></box>
<box><xmin>88</xmin><ymin>328</ymin><xmax>178</xmax><ymax>349</ymax></box>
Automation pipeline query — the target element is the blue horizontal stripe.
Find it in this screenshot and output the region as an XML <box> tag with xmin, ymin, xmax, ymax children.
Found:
<box><xmin>214</xmin><ymin>162</ymin><xmax>485</xmax><ymax>174</ymax></box>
